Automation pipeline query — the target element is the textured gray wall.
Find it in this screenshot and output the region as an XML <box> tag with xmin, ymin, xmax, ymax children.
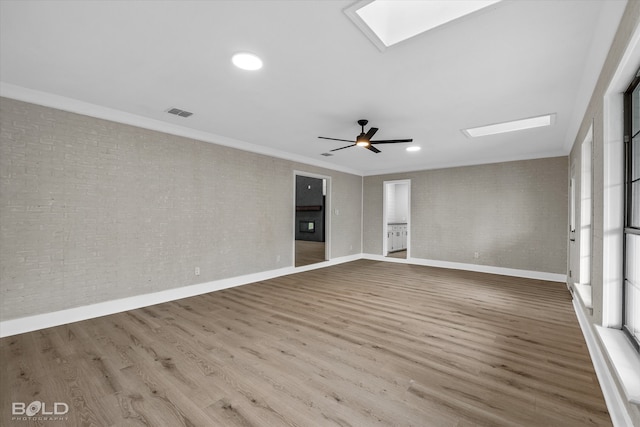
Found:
<box><xmin>0</xmin><ymin>98</ymin><xmax>362</xmax><ymax>321</ymax></box>
<box><xmin>364</xmin><ymin>157</ymin><xmax>568</xmax><ymax>274</ymax></box>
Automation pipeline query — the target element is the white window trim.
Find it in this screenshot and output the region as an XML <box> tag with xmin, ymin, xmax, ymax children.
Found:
<box><xmin>574</xmin><ymin>125</ymin><xmax>593</xmax><ymax>309</ymax></box>
<box><xmin>595</xmin><ymin>17</ymin><xmax>640</xmax><ymax>415</ymax></box>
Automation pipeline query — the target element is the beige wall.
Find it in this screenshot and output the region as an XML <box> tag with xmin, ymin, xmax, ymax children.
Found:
<box><xmin>364</xmin><ymin>157</ymin><xmax>568</xmax><ymax>274</ymax></box>
<box><xmin>0</xmin><ymin>98</ymin><xmax>363</xmax><ymax>321</ymax></box>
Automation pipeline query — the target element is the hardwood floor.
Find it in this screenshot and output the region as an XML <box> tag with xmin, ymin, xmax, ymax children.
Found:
<box><xmin>295</xmin><ymin>240</ymin><xmax>325</xmax><ymax>267</ymax></box>
<box><xmin>386</xmin><ymin>250</ymin><xmax>407</xmax><ymax>259</ymax></box>
<box><xmin>1</xmin><ymin>260</ymin><xmax>611</xmax><ymax>426</ymax></box>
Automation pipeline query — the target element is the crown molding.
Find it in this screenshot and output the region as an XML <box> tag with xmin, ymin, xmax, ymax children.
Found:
<box><xmin>0</xmin><ymin>82</ymin><xmax>363</xmax><ymax>177</ymax></box>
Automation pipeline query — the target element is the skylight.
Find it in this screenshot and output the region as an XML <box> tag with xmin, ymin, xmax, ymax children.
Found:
<box><xmin>462</xmin><ymin>114</ymin><xmax>557</xmax><ymax>138</ymax></box>
<box><xmin>347</xmin><ymin>0</ymin><xmax>502</xmax><ymax>50</ymax></box>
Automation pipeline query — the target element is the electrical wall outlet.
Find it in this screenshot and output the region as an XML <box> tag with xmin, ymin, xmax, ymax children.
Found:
<box><xmin>195</xmin><ymin>267</ymin><xmax>200</xmax><ymax>276</ymax></box>
<box><xmin>474</xmin><ymin>252</ymin><xmax>479</xmax><ymax>259</ymax></box>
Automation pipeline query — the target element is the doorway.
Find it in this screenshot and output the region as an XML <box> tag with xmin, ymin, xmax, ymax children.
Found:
<box><xmin>294</xmin><ymin>173</ymin><xmax>330</xmax><ymax>267</ymax></box>
<box><xmin>383</xmin><ymin>180</ymin><xmax>410</xmax><ymax>259</ymax></box>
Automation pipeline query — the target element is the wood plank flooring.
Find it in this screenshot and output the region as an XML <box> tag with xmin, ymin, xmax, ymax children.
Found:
<box><xmin>295</xmin><ymin>240</ymin><xmax>325</xmax><ymax>267</ymax></box>
<box><xmin>386</xmin><ymin>250</ymin><xmax>407</xmax><ymax>259</ymax></box>
<box><xmin>0</xmin><ymin>260</ymin><xmax>611</xmax><ymax>426</ymax></box>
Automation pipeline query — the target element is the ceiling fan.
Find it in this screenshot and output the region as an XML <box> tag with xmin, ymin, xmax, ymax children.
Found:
<box><xmin>318</xmin><ymin>119</ymin><xmax>413</xmax><ymax>153</ymax></box>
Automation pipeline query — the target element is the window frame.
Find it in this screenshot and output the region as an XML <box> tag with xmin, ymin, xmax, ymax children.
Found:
<box><xmin>623</xmin><ymin>70</ymin><xmax>640</xmax><ymax>352</ymax></box>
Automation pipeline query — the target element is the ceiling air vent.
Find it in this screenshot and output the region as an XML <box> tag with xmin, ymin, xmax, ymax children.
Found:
<box><xmin>166</xmin><ymin>107</ymin><xmax>193</xmax><ymax>118</ymax></box>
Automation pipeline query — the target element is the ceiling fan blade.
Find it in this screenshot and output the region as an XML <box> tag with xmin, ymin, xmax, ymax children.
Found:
<box><xmin>318</xmin><ymin>136</ymin><xmax>356</xmax><ymax>143</ymax></box>
<box><xmin>364</xmin><ymin>127</ymin><xmax>378</xmax><ymax>140</ymax></box>
<box><xmin>365</xmin><ymin>145</ymin><xmax>381</xmax><ymax>153</ymax></box>
<box><xmin>369</xmin><ymin>139</ymin><xmax>414</xmax><ymax>144</ymax></box>
<box><xmin>330</xmin><ymin>144</ymin><xmax>357</xmax><ymax>152</ymax></box>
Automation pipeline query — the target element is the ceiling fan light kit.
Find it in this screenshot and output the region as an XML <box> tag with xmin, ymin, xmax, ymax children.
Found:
<box><xmin>356</xmin><ymin>137</ymin><xmax>369</xmax><ymax>147</ymax></box>
<box><xmin>319</xmin><ymin>119</ymin><xmax>413</xmax><ymax>154</ymax></box>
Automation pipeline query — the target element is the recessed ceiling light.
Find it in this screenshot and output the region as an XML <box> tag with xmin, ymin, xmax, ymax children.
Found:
<box><xmin>232</xmin><ymin>52</ymin><xmax>263</xmax><ymax>71</ymax></box>
<box><xmin>346</xmin><ymin>0</ymin><xmax>502</xmax><ymax>50</ymax></box>
<box><xmin>462</xmin><ymin>113</ymin><xmax>556</xmax><ymax>138</ymax></box>
<box><xmin>406</xmin><ymin>146</ymin><xmax>421</xmax><ymax>152</ymax></box>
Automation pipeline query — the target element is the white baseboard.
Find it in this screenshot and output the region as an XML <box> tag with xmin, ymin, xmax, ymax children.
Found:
<box><xmin>573</xmin><ymin>299</ymin><xmax>635</xmax><ymax>427</ymax></box>
<box><xmin>0</xmin><ymin>253</ymin><xmax>361</xmax><ymax>338</ymax></box>
<box><xmin>0</xmin><ymin>267</ymin><xmax>289</xmax><ymax>338</ymax></box>
<box><xmin>0</xmin><ymin>253</ymin><xmax>565</xmax><ymax>338</ymax></box>
<box><xmin>362</xmin><ymin>253</ymin><xmax>567</xmax><ymax>283</ymax></box>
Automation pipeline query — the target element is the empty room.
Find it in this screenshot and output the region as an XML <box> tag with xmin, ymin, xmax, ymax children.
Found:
<box><xmin>1</xmin><ymin>1</ymin><xmax>639</xmax><ymax>426</ymax></box>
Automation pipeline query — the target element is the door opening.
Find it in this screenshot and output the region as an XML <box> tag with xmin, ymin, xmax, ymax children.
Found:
<box><xmin>383</xmin><ymin>180</ymin><xmax>410</xmax><ymax>259</ymax></box>
<box><xmin>294</xmin><ymin>173</ymin><xmax>330</xmax><ymax>267</ymax></box>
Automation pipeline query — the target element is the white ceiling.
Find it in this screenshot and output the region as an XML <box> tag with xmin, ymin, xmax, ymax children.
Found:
<box><xmin>0</xmin><ymin>0</ymin><xmax>628</xmax><ymax>176</ymax></box>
